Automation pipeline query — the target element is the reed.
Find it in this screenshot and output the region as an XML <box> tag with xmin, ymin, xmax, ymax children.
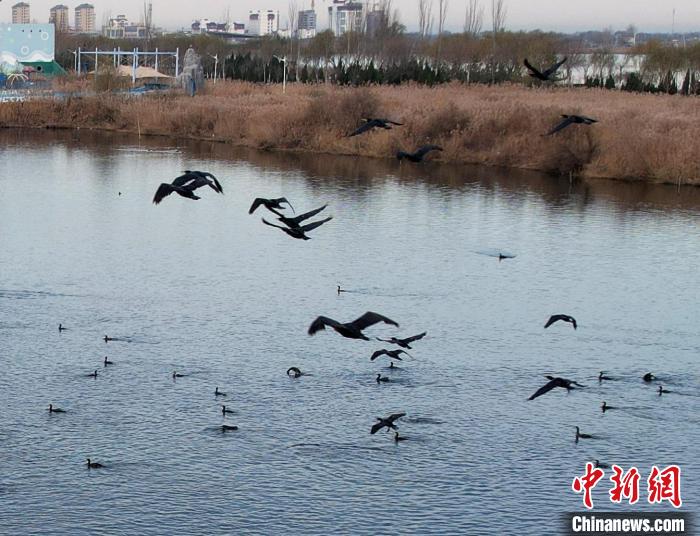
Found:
<box><xmin>2</xmin><ymin>81</ymin><xmax>698</xmax><ymax>185</ymax></box>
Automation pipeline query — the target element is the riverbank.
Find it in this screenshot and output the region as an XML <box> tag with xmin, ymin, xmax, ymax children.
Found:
<box><xmin>1</xmin><ymin>82</ymin><xmax>698</xmax><ymax>185</ymax></box>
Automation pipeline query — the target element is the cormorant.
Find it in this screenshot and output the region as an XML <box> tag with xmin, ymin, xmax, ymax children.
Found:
<box><xmin>172</xmin><ymin>371</ymin><xmax>185</xmax><ymax>379</ymax></box>
<box><xmin>575</xmin><ymin>426</ymin><xmax>592</xmax><ymax>442</ymax></box>
<box><xmin>601</xmin><ymin>401</ymin><xmax>616</xmax><ymax>413</ymax></box>
<box><xmin>544</xmin><ymin>314</ymin><xmax>577</xmax><ymax>330</ymax></box>
<box><xmin>643</xmin><ymin>373</ymin><xmax>655</xmax><ymax>383</ymax></box>
<box><xmin>528</xmin><ymin>376</ymin><xmax>584</xmax><ymax>400</ymax></box>
<box><xmin>349</xmin><ymin>118</ymin><xmax>403</xmax><ymax>137</ymax></box>
<box><xmin>287</xmin><ymin>367</ymin><xmax>303</xmax><ymax>378</ymax></box>
<box><xmin>222</xmin><ymin>405</ymin><xmax>234</xmax><ymax>415</ymax></box>
<box><xmin>396</xmin><ymin>145</ymin><xmax>443</xmax><ymax>163</ymax></box>
<box><xmin>215</xmin><ymin>387</ymin><xmax>227</xmax><ymax>397</ymax></box>
<box><xmin>103</xmin><ymin>335</ymin><xmax>114</xmax><ymax>343</ymax></box>
<box><xmin>262</xmin><ymin>216</ymin><xmax>332</xmax><ymax>240</ymax></box>
<box><xmin>376</xmin><ymin>373</ymin><xmax>390</xmax><ymax>383</ymax></box>
<box><xmin>594</xmin><ymin>459</ymin><xmax>610</xmax><ymax>469</ymax></box>
<box><xmin>370</xmin><ymin>412</ymin><xmax>406</xmax><ymax>434</ymax></box>
<box><xmin>249</xmin><ymin>197</ymin><xmax>294</xmax><ymax>215</ymax></box>
<box><xmin>376</xmin><ymin>332</ymin><xmax>426</xmax><ymax>349</ymax></box>
<box><xmin>58</xmin><ymin>324</ymin><xmax>67</xmax><ymax>332</ymax></box>
<box><xmin>86</xmin><ymin>370</ymin><xmax>98</xmax><ymax>379</ymax></box>
<box><xmin>221</xmin><ymin>425</ymin><xmax>238</xmax><ymax>432</ymax></box>
<box><xmin>104</xmin><ymin>356</ymin><xmax>114</xmax><ymax>366</ymax></box>
<box><xmin>152</xmin><ymin>171</ymin><xmax>224</xmax><ymax>205</ymax></box>
<box><xmin>658</xmin><ymin>385</ymin><xmax>671</xmax><ymax>396</ymax></box>
<box><xmin>86</xmin><ymin>458</ymin><xmax>104</xmax><ymax>469</ymax></box>
<box><xmin>370</xmin><ymin>349</ymin><xmax>410</xmax><ymax>362</ymax></box>
<box><xmin>523</xmin><ymin>57</ymin><xmax>567</xmax><ymax>81</ymax></box>
<box><xmin>394</xmin><ymin>431</ymin><xmax>408</xmax><ymax>443</ymax></box>
<box><xmin>48</xmin><ymin>404</ymin><xmax>66</xmax><ymax>413</ymax></box>
<box><xmin>309</xmin><ymin>311</ymin><xmax>399</xmax><ymax>340</ymax></box>
<box><xmin>599</xmin><ymin>371</ymin><xmax>612</xmax><ymax>382</ymax></box>
<box><xmin>547</xmin><ymin>115</ymin><xmax>598</xmax><ymax>136</ymax></box>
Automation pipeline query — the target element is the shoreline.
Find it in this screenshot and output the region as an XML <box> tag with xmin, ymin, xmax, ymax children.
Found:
<box><xmin>1</xmin><ymin>82</ymin><xmax>698</xmax><ymax>186</ymax></box>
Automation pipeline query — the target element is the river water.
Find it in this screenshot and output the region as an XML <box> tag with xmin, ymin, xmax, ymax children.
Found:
<box><xmin>0</xmin><ymin>129</ymin><xmax>698</xmax><ymax>535</ymax></box>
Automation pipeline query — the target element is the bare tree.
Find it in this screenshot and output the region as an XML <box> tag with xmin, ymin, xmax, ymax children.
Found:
<box><xmin>464</xmin><ymin>0</ymin><xmax>483</xmax><ymax>36</ymax></box>
<box><xmin>288</xmin><ymin>0</ymin><xmax>299</xmax><ymax>79</ymax></box>
<box><xmin>418</xmin><ymin>0</ymin><xmax>434</xmax><ymax>39</ymax></box>
<box><xmin>436</xmin><ymin>0</ymin><xmax>449</xmax><ymax>63</ymax></box>
<box><xmin>490</xmin><ymin>0</ymin><xmax>507</xmax><ymax>83</ymax></box>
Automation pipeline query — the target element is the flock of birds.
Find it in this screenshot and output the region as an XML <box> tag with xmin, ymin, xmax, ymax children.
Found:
<box><xmin>529</xmin><ymin>314</ymin><xmax>674</xmax><ymax>466</ymax></box>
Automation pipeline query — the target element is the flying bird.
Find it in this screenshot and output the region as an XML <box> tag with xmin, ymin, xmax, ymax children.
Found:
<box><xmin>370</xmin><ymin>349</ymin><xmax>410</xmax><ymax>362</ymax></box>
<box><xmin>249</xmin><ymin>197</ymin><xmax>294</xmax><ymax>215</ymax></box>
<box><xmin>308</xmin><ymin>311</ymin><xmax>399</xmax><ymax>340</ymax></box>
<box><xmin>544</xmin><ymin>314</ymin><xmax>577</xmax><ymax>330</ymax></box>
<box><xmin>376</xmin><ymin>332</ymin><xmax>426</xmax><ymax>349</ymax></box>
<box><xmin>396</xmin><ymin>145</ymin><xmax>443</xmax><ymax>163</ymax></box>
<box><xmin>262</xmin><ymin>217</ymin><xmax>333</xmax><ymax>240</ymax></box>
<box><xmin>349</xmin><ymin>118</ymin><xmax>403</xmax><ymax>137</ymax></box>
<box><xmin>523</xmin><ymin>56</ymin><xmax>567</xmax><ymax>81</ymax></box>
<box><xmin>547</xmin><ymin>115</ymin><xmax>598</xmax><ymax>136</ymax></box>
<box><xmin>152</xmin><ymin>171</ymin><xmax>224</xmax><ymax>205</ymax></box>
<box><xmin>528</xmin><ymin>376</ymin><xmax>584</xmax><ymax>400</ymax></box>
<box><xmin>370</xmin><ymin>412</ymin><xmax>406</xmax><ymax>434</ymax></box>
<box><xmin>268</xmin><ymin>204</ymin><xmax>328</xmax><ymax>229</ymax></box>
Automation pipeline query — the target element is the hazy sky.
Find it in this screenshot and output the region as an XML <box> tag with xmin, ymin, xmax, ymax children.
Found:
<box><xmin>7</xmin><ymin>0</ymin><xmax>700</xmax><ymax>33</ymax></box>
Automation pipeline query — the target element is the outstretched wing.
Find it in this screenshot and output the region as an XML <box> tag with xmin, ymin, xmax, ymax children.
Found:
<box><xmin>300</xmin><ymin>216</ymin><xmax>333</xmax><ymax>234</ymax></box>
<box><xmin>202</xmin><ymin>173</ymin><xmax>224</xmax><ymax>194</ymax></box>
<box><xmin>528</xmin><ymin>378</ymin><xmax>564</xmax><ymax>400</ymax></box>
<box><xmin>249</xmin><ymin>198</ymin><xmax>268</xmax><ymax>214</ymax></box>
<box><xmin>543</xmin><ymin>56</ymin><xmax>567</xmax><ymax>78</ymax></box>
<box><xmin>544</xmin><ymin>315</ymin><xmax>566</xmax><ymax>328</ymax></box>
<box><xmin>385</xmin><ymin>119</ymin><xmax>403</xmax><ymax>126</ymax></box>
<box><xmin>349</xmin><ymin>311</ymin><xmax>399</xmax><ymax>331</ymax></box>
<box><xmin>153</xmin><ymin>183</ymin><xmax>176</xmax><ymax>205</ymax></box>
<box><xmin>546</xmin><ymin>117</ymin><xmax>575</xmax><ymax>136</ymax></box>
<box><xmin>370</xmin><ymin>421</ymin><xmax>385</xmax><ymax>434</ymax></box>
<box><xmin>415</xmin><ymin>145</ymin><xmax>443</xmax><ymax>158</ymax></box>
<box><xmin>275</xmin><ymin>197</ymin><xmax>294</xmax><ymax>214</ymax></box>
<box><xmin>261</xmin><ymin>218</ymin><xmax>286</xmax><ymax>231</ymax></box>
<box><xmin>285</xmin><ymin>204</ymin><xmax>328</xmax><ymax>227</ymax></box>
<box><xmin>402</xmin><ymin>332</ymin><xmax>427</xmax><ymax>344</ymax></box>
<box><xmin>387</xmin><ymin>412</ymin><xmax>406</xmax><ymax>424</ymax></box>
<box><xmin>523</xmin><ymin>58</ymin><xmax>544</xmax><ymax>79</ymax></box>
<box><xmin>308</xmin><ymin>316</ymin><xmax>343</xmax><ymax>336</ymax></box>
<box><xmin>370</xmin><ymin>349</ymin><xmax>388</xmax><ymax>361</ymax></box>
<box><xmin>581</xmin><ymin>116</ymin><xmax>598</xmax><ymax>124</ymax></box>
<box><xmin>171</xmin><ymin>172</ymin><xmax>197</xmax><ymax>188</ymax></box>
<box><xmin>349</xmin><ymin>121</ymin><xmax>377</xmax><ymax>137</ymax></box>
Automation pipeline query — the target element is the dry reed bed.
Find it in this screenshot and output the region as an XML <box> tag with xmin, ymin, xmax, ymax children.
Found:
<box><xmin>2</xmin><ymin>82</ymin><xmax>698</xmax><ymax>185</ymax></box>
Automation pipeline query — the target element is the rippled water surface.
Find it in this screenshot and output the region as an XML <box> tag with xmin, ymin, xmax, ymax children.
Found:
<box><xmin>0</xmin><ymin>130</ymin><xmax>698</xmax><ymax>535</ymax></box>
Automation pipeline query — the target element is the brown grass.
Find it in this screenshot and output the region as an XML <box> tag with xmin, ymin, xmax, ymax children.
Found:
<box><xmin>2</xmin><ymin>81</ymin><xmax>699</xmax><ymax>185</ymax></box>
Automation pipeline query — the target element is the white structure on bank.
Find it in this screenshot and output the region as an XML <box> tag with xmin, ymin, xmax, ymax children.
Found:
<box><xmin>248</xmin><ymin>10</ymin><xmax>280</xmax><ymax>36</ymax></box>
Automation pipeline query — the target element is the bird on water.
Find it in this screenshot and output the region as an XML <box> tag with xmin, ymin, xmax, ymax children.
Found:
<box><xmin>643</xmin><ymin>373</ymin><xmax>655</xmax><ymax>383</ymax></box>
<box><xmin>221</xmin><ymin>425</ymin><xmax>238</xmax><ymax>432</ymax></box>
<box><xmin>104</xmin><ymin>356</ymin><xmax>114</xmax><ymax>366</ymax></box>
<box><xmin>601</xmin><ymin>401</ymin><xmax>617</xmax><ymax>413</ymax></box>
<box><xmin>172</xmin><ymin>371</ymin><xmax>185</xmax><ymax>379</ymax></box>
<box><xmin>287</xmin><ymin>367</ymin><xmax>303</xmax><ymax>378</ymax></box>
<box><xmin>598</xmin><ymin>371</ymin><xmax>613</xmax><ymax>382</ymax></box>
<box><xmin>376</xmin><ymin>373</ymin><xmax>390</xmax><ymax>384</ymax></box>
<box><xmin>215</xmin><ymin>387</ymin><xmax>227</xmax><ymax>397</ymax></box>
<box><xmin>658</xmin><ymin>386</ymin><xmax>671</xmax><ymax>396</ymax></box>
<box><xmin>575</xmin><ymin>426</ymin><xmax>593</xmax><ymax>443</ymax></box>
<box><xmin>544</xmin><ymin>314</ymin><xmax>577</xmax><ymax>330</ymax></box>
<box><xmin>337</xmin><ymin>285</ymin><xmax>347</xmax><ymax>295</ymax></box>
<box><xmin>370</xmin><ymin>413</ymin><xmax>406</xmax><ymax>434</ymax></box>
<box><xmin>308</xmin><ymin>311</ymin><xmax>399</xmax><ymax>340</ymax></box>
<box><xmin>222</xmin><ymin>405</ymin><xmax>234</xmax><ymax>416</ymax></box>
<box><xmin>152</xmin><ymin>171</ymin><xmax>224</xmax><ymax>205</ymax></box>
<box><xmin>48</xmin><ymin>404</ymin><xmax>66</xmax><ymax>413</ymax></box>
<box><xmin>86</xmin><ymin>370</ymin><xmax>98</xmax><ymax>379</ymax></box>
<box><xmin>58</xmin><ymin>324</ymin><xmax>67</xmax><ymax>332</ymax></box>
<box><xmin>103</xmin><ymin>335</ymin><xmax>115</xmax><ymax>343</ymax></box>
<box><xmin>394</xmin><ymin>431</ymin><xmax>408</xmax><ymax>443</ymax></box>
<box><xmin>376</xmin><ymin>332</ymin><xmax>426</xmax><ymax>349</ymax></box>
<box><xmin>396</xmin><ymin>145</ymin><xmax>443</xmax><ymax>163</ymax></box>
<box><xmin>86</xmin><ymin>458</ymin><xmax>104</xmax><ymax>469</ymax></box>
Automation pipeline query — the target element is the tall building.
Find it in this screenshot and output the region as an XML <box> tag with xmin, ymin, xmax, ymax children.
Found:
<box><xmin>298</xmin><ymin>9</ymin><xmax>317</xmax><ymax>39</ymax></box>
<box><xmin>103</xmin><ymin>15</ymin><xmax>147</xmax><ymax>39</ymax></box>
<box><xmin>328</xmin><ymin>0</ymin><xmax>364</xmax><ymax>35</ymax></box>
<box><xmin>49</xmin><ymin>5</ymin><xmax>70</xmax><ymax>33</ymax></box>
<box><xmin>74</xmin><ymin>3</ymin><xmax>96</xmax><ymax>34</ymax></box>
<box><xmin>248</xmin><ymin>10</ymin><xmax>279</xmax><ymax>36</ymax></box>
<box><xmin>12</xmin><ymin>2</ymin><xmax>31</xmax><ymax>24</ymax></box>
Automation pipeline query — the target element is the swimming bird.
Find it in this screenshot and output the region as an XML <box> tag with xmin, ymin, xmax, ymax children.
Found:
<box><xmin>309</xmin><ymin>311</ymin><xmax>399</xmax><ymax>340</ymax></box>
<box><xmin>575</xmin><ymin>426</ymin><xmax>592</xmax><ymax>442</ymax></box>
<box><xmin>86</xmin><ymin>370</ymin><xmax>98</xmax><ymax>379</ymax></box>
<box><xmin>528</xmin><ymin>376</ymin><xmax>584</xmax><ymax>400</ymax></box>
<box><xmin>643</xmin><ymin>372</ymin><xmax>655</xmax><ymax>383</ymax></box>
<box><xmin>389</xmin><ymin>361</ymin><xmax>397</xmax><ymax>369</ymax></box>
<box><xmin>48</xmin><ymin>404</ymin><xmax>66</xmax><ymax>413</ymax></box>
<box><xmin>103</xmin><ymin>356</ymin><xmax>114</xmax><ymax>366</ymax></box>
<box><xmin>376</xmin><ymin>373</ymin><xmax>390</xmax><ymax>383</ymax></box>
<box><xmin>58</xmin><ymin>323</ymin><xmax>67</xmax><ymax>332</ymax></box>
<box><xmin>523</xmin><ymin>56</ymin><xmax>567</xmax><ymax>81</ymax></box>
<box><xmin>598</xmin><ymin>371</ymin><xmax>613</xmax><ymax>382</ymax></box>
<box><xmin>172</xmin><ymin>371</ymin><xmax>185</xmax><ymax>379</ymax></box>
<box><xmin>394</xmin><ymin>431</ymin><xmax>408</xmax><ymax>443</ymax></box>
<box><xmin>498</xmin><ymin>253</ymin><xmax>516</xmax><ymax>261</ymax></box>
<box><xmin>337</xmin><ymin>285</ymin><xmax>346</xmax><ymax>295</ymax></box>
<box><xmin>86</xmin><ymin>458</ymin><xmax>104</xmax><ymax>469</ymax></box>
<box><xmin>376</xmin><ymin>332</ymin><xmax>426</xmax><ymax>349</ymax></box>
<box><xmin>262</xmin><ymin>216</ymin><xmax>333</xmax><ymax>240</ymax></box>
<box><xmin>249</xmin><ymin>197</ymin><xmax>294</xmax><ymax>215</ymax></box>
<box><xmin>370</xmin><ymin>349</ymin><xmax>410</xmax><ymax>362</ymax></box>
<box><xmin>594</xmin><ymin>459</ymin><xmax>610</xmax><ymax>469</ymax></box>
<box><xmin>396</xmin><ymin>145</ymin><xmax>443</xmax><ymax>163</ymax></box>
<box><xmin>103</xmin><ymin>335</ymin><xmax>114</xmax><ymax>343</ymax></box>
<box><xmin>349</xmin><ymin>118</ymin><xmax>403</xmax><ymax>137</ymax></box>
<box><xmin>222</xmin><ymin>405</ymin><xmax>234</xmax><ymax>415</ymax></box>
<box><xmin>152</xmin><ymin>171</ymin><xmax>224</xmax><ymax>205</ymax></box>
<box><xmin>221</xmin><ymin>425</ymin><xmax>238</xmax><ymax>432</ymax></box>
<box><xmin>287</xmin><ymin>367</ymin><xmax>303</xmax><ymax>378</ymax></box>
<box><xmin>370</xmin><ymin>412</ymin><xmax>406</xmax><ymax>434</ymax></box>
<box><xmin>215</xmin><ymin>387</ymin><xmax>227</xmax><ymax>397</ymax></box>
<box><xmin>547</xmin><ymin>115</ymin><xmax>598</xmax><ymax>136</ymax></box>
<box><xmin>601</xmin><ymin>401</ymin><xmax>616</xmax><ymax>413</ymax></box>
<box><xmin>544</xmin><ymin>314</ymin><xmax>577</xmax><ymax>330</ymax></box>
<box><xmin>658</xmin><ymin>385</ymin><xmax>671</xmax><ymax>396</ymax></box>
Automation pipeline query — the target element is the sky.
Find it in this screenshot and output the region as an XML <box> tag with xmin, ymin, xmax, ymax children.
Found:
<box><xmin>5</xmin><ymin>0</ymin><xmax>700</xmax><ymax>33</ymax></box>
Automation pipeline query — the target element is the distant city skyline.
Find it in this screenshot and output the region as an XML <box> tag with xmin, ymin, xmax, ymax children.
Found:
<box><xmin>3</xmin><ymin>0</ymin><xmax>699</xmax><ymax>33</ymax></box>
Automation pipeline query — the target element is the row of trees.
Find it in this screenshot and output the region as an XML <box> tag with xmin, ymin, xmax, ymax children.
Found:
<box><xmin>53</xmin><ymin>0</ymin><xmax>700</xmax><ymax>96</ymax></box>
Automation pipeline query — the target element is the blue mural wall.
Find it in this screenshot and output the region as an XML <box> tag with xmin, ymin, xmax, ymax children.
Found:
<box><xmin>0</xmin><ymin>24</ymin><xmax>55</xmax><ymax>65</ymax></box>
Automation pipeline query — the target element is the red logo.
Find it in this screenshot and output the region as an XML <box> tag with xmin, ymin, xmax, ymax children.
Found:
<box><xmin>648</xmin><ymin>465</ymin><xmax>682</xmax><ymax>508</ymax></box>
<box><xmin>609</xmin><ymin>465</ymin><xmax>640</xmax><ymax>505</ymax></box>
<box><xmin>572</xmin><ymin>462</ymin><xmax>605</xmax><ymax>509</ymax></box>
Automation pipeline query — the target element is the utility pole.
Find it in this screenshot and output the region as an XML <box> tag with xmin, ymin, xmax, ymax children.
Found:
<box><xmin>274</xmin><ymin>55</ymin><xmax>288</xmax><ymax>93</ymax></box>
